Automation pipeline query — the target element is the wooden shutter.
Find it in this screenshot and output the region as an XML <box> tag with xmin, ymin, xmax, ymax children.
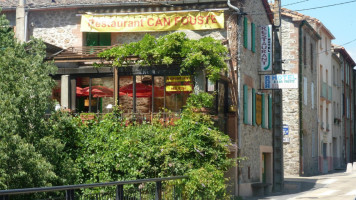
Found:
<box><xmin>262</xmin><ymin>93</ymin><xmax>265</xmax><ymax>128</ymax></box>
<box><xmin>243</xmin><ymin>85</ymin><xmax>248</xmax><ymax>124</ymax></box>
<box><xmin>252</xmin><ymin>88</ymin><xmax>256</xmax><ymax>126</ymax></box>
<box><xmin>244</xmin><ymin>17</ymin><xmax>248</xmax><ymax>48</ymax></box>
<box><xmin>251</xmin><ymin>23</ymin><xmax>256</xmax><ymax>52</ymax></box>
<box><xmin>268</xmin><ymin>94</ymin><xmax>272</xmax><ymax>129</ymax></box>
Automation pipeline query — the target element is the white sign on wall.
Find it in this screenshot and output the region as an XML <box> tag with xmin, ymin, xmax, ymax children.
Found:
<box><xmin>261</xmin><ymin>25</ymin><xmax>272</xmax><ymax>72</ymax></box>
<box><xmin>262</xmin><ymin>74</ymin><xmax>298</xmax><ymax>89</ymax></box>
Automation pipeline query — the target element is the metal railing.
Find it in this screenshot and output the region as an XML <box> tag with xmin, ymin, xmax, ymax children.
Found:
<box><xmin>0</xmin><ymin>176</ymin><xmax>187</xmax><ymax>200</ymax></box>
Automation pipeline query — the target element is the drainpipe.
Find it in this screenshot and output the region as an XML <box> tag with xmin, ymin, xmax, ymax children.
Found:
<box><xmin>227</xmin><ymin>0</ymin><xmax>241</xmax><ymax>197</ymax></box>
<box><xmin>227</xmin><ymin>0</ymin><xmax>241</xmax><ymax>14</ymax></box>
<box><xmin>299</xmin><ymin>21</ymin><xmax>305</xmax><ymax>176</ymax></box>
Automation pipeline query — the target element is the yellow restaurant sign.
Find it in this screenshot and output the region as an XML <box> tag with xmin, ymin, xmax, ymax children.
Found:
<box><xmin>166</xmin><ymin>76</ymin><xmax>191</xmax><ymax>83</ymax></box>
<box><xmin>166</xmin><ymin>85</ymin><xmax>193</xmax><ymax>92</ymax></box>
<box><xmin>81</xmin><ymin>11</ymin><xmax>224</xmax><ymax>32</ymax></box>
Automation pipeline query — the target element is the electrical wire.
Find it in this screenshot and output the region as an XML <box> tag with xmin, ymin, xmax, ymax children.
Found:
<box><xmin>245</xmin><ymin>0</ymin><xmax>356</xmax><ymax>16</ymax></box>
<box><xmin>282</xmin><ymin>0</ymin><xmax>311</xmax><ymax>7</ymax></box>
<box><xmin>282</xmin><ymin>37</ymin><xmax>356</xmax><ymax>62</ymax></box>
<box><xmin>294</xmin><ymin>0</ymin><xmax>356</xmax><ymax>11</ymax></box>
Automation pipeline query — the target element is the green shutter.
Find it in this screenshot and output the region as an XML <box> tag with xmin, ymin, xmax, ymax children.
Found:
<box><xmin>252</xmin><ymin>88</ymin><xmax>256</xmax><ymax>126</ymax></box>
<box><xmin>268</xmin><ymin>94</ymin><xmax>272</xmax><ymax>129</ymax></box>
<box><xmin>251</xmin><ymin>23</ymin><xmax>256</xmax><ymax>53</ymax></box>
<box><xmin>86</xmin><ymin>33</ymin><xmax>111</xmax><ymax>46</ymax></box>
<box><xmin>262</xmin><ymin>93</ymin><xmax>265</xmax><ymax>128</ymax></box>
<box><xmin>244</xmin><ymin>17</ymin><xmax>248</xmax><ymax>48</ymax></box>
<box><xmin>243</xmin><ymin>85</ymin><xmax>248</xmax><ymax>124</ymax></box>
<box><xmin>86</xmin><ymin>32</ymin><xmax>99</xmax><ymax>46</ymax></box>
<box><xmin>99</xmin><ymin>33</ymin><xmax>111</xmax><ymax>46</ymax></box>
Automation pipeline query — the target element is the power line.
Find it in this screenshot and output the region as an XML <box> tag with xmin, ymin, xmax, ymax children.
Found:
<box><xmin>294</xmin><ymin>0</ymin><xmax>356</xmax><ymax>11</ymax></box>
<box><xmin>245</xmin><ymin>0</ymin><xmax>356</xmax><ymax>16</ymax></box>
<box><xmin>282</xmin><ymin>0</ymin><xmax>311</xmax><ymax>7</ymax></box>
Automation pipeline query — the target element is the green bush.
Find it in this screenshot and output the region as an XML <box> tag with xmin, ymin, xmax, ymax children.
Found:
<box><xmin>74</xmin><ymin>95</ymin><xmax>234</xmax><ymax>199</ymax></box>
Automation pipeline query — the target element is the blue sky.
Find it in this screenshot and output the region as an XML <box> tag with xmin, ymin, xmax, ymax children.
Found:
<box><xmin>282</xmin><ymin>0</ymin><xmax>356</xmax><ymax>61</ymax></box>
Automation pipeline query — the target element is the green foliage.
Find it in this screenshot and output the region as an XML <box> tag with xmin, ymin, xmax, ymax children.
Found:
<box><xmin>0</xmin><ymin>12</ymin><xmax>76</xmax><ymax>192</ymax></box>
<box><xmin>186</xmin><ymin>92</ymin><xmax>215</xmax><ymax>109</ymax></box>
<box><xmin>74</xmin><ymin>95</ymin><xmax>234</xmax><ymax>199</ymax></box>
<box><xmin>98</xmin><ymin>32</ymin><xmax>228</xmax><ymax>81</ymax></box>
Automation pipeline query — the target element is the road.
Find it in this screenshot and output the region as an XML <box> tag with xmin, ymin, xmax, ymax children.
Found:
<box><xmin>245</xmin><ymin>170</ymin><xmax>356</xmax><ymax>200</ymax></box>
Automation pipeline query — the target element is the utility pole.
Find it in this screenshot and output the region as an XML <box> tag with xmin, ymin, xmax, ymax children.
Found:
<box><xmin>272</xmin><ymin>0</ymin><xmax>284</xmax><ymax>192</ymax></box>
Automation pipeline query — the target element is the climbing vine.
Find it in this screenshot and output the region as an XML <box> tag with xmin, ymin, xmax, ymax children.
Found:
<box><xmin>97</xmin><ymin>32</ymin><xmax>229</xmax><ymax>81</ymax></box>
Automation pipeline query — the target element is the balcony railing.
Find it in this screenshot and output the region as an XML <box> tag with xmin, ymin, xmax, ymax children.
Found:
<box><xmin>0</xmin><ymin>176</ymin><xmax>187</xmax><ymax>200</ymax></box>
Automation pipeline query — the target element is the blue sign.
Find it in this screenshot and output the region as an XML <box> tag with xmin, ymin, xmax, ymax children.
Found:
<box><xmin>283</xmin><ymin>124</ymin><xmax>289</xmax><ymax>135</ymax></box>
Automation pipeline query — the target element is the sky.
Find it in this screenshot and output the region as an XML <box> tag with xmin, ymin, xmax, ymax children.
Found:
<box><xmin>281</xmin><ymin>0</ymin><xmax>356</xmax><ymax>61</ymax></box>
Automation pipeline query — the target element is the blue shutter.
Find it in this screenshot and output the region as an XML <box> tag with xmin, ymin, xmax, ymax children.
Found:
<box><xmin>262</xmin><ymin>93</ymin><xmax>265</xmax><ymax>128</ymax></box>
<box><xmin>244</xmin><ymin>17</ymin><xmax>248</xmax><ymax>48</ymax></box>
<box><xmin>252</xmin><ymin>88</ymin><xmax>256</xmax><ymax>126</ymax></box>
<box><xmin>268</xmin><ymin>94</ymin><xmax>272</xmax><ymax>129</ymax></box>
<box><xmin>243</xmin><ymin>85</ymin><xmax>248</xmax><ymax>124</ymax></box>
<box><xmin>251</xmin><ymin>23</ymin><xmax>256</xmax><ymax>53</ymax></box>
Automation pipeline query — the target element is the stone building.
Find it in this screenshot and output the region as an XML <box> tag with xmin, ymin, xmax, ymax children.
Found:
<box><xmin>1</xmin><ymin>0</ymin><xmax>278</xmax><ymax>198</ymax></box>
<box><xmin>331</xmin><ymin>49</ymin><xmax>344</xmax><ymax>169</ymax></box>
<box><xmin>307</xmin><ymin>18</ymin><xmax>336</xmax><ymax>174</ymax></box>
<box><xmin>237</xmin><ymin>0</ymin><xmax>275</xmax><ymax>196</ymax></box>
<box><xmin>280</xmin><ymin>9</ymin><xmax>320</xmax><ymax>176</ymax></box>
<box><xmin>333</xmin><ymin>46</ymin><xmax>356</xmax><ymax>164</ymax></box>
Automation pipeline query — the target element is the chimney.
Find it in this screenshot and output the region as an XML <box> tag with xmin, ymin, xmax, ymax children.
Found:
<box><xmin>15</xmin><ymin>0</ymin><xmax>26</xmax><ymax>42</ymax></box>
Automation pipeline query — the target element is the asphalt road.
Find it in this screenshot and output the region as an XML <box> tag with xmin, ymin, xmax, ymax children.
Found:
<box><xmin>245</xmin><ymin>170</ymin><xmax>356</xmax><ymax>200</ymax></box>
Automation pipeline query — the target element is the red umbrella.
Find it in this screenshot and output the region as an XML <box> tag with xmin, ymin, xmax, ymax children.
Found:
<box><xmin>76</xmin><ymin>87</ymin><xmax>87</xmax><ymax>97</ymax></box>
<box><xmin>82</xmin><ymin>86</ymin><xmax>114</xmax><ymax>97</ymax></box>
<box><xmin>119</xmin><ymin>83</ymin><xmax>152</xmax><ymax>93</ymax></box>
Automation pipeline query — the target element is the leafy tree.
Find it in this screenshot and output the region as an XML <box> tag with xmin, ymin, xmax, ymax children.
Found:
<box><xmin>0</xmin><ymin>12</ymin><xmax>76</xmax><ymax>191</ymax></box>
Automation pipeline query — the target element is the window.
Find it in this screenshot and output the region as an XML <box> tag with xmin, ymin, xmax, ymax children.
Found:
<box><xmin>304</xmin><ymin>77</ymin><xmax>308</xmax><ymax>105</ymax></box>
<box><xmin>76</xmin><ymin>76</ymin><xmax>114</xmax><ymax>113</ymax></box>
<box><xmin>262</xmin><ymin>93</ymin><xmax>269</xmax><ymax>128</ymax></box>
<box><xmin>118</xmin><ymin>75</ymin><xmax>193</xmax><ymax>114</ymax></box>
<box><xmin>303</xmin><ymin>36</ymin><xmax>307</xmax><ymax>67</ymax></box>
<box><xmin>243</xmin><ymin>16</ymin><xmax>255</xmax><ymax>52</ymax></box>
<box><xmin>310</xmin><ymin>43</ymin><xmax>313</xmax><ymax>72</ymax></box>
<box><xmin>342</xmin><ymin>93</ymin><xmax>345</xmax><ymax>116</ymax></box>
<box><xmin>311</xmin><ymin>82</ymin><xmax>314</xmax><ymax>109</ymax></box>
<box><xmin>86</xmin><ymin>32</ymin><xmax>111</xmax><ymax>46</ymax></box>
<box><xmin>341</xmin><ymin>64</ymin><xmax>344</xmax><ymax>82</ymax></box>
<box><xmin>312</xmin><ymin>131</ymin><xmax>316</xmax><ymax>157</ymax></box>
<box><xmin>333</xmin><ymin>66</ymin><xmax>336</xmax><ymax>85</ymax></box>
<box><xmin>243</xmin><ymin>85</ymin><xmax>253</xmax><ymax>125</ymax></box>
<box><xmin>347</xmin><ymin>97</ymin><xmax>350</xmax><ymax>118</ymax></box>
<box><xmin>268</xmin><ymin>94</ymin><xmax>272</xmax><ymax>129</ymax></box>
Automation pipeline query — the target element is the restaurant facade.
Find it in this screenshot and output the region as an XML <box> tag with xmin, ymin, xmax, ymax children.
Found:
<box><xmin>1</xmin><ymin>0</ymin><xmax>277</xmax><ymax>197</ymax></box>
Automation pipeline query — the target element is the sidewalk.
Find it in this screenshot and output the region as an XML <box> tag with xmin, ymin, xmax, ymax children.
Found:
<box><xmin>242</xmin><ymin>169</ymin><xmax>347</xmax><ymax>200</ymax></box>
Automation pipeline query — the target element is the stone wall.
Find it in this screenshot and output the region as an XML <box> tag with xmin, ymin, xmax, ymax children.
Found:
<box><xmin>28</xmin><ymin>9</ymin><xmax>82</xmax><ymax>48</ymax></box>
<box><xmin>238</xmin><ymin>0</ymin><xmax>273</xmax><ymax>187</ymax></box>
<box><xmin>281</xmin><ymin>16</ymin><xmax>319</xmax><ymax>176</ymax></box>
